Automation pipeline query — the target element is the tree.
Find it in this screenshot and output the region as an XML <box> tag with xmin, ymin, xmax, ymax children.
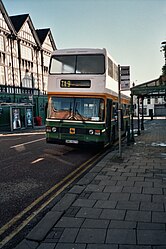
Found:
<box><xmin>162</xmin><ymin>64</ymin><xmax>166</xmax><ymax>76</ymax></box>
<box><xmin>161</xmin><ymin>42</ymin><xmax>166</xmax><ymax>76</ymax></box>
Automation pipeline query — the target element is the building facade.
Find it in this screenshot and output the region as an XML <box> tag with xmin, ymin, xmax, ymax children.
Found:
<box><xmin>132</xmin><ymin>77</ymin><xmax>166</xmax><ymax>117</ymax></box>
<box><xmin>0</xmin><ymin>0</ymin><xmax>56</xmax><ymax>128</ymax></box>
<box><xmin>134</xmin><ymin>96</ymin><xmax>166</xmax><ymax>117</ymax></box>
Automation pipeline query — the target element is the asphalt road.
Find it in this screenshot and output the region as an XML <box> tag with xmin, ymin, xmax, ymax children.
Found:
<box><xmin>0</xmin><ymin>131</ymin><xmax>99</xmax><ymax>230</ymax></box>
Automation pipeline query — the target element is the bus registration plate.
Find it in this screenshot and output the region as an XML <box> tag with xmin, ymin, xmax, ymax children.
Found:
<box><xmin>65</xmin><ymin>139</ymin><xmax>78</xmax><ymax>144</ymax></box>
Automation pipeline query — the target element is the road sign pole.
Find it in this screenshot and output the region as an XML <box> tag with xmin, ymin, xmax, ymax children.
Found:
<box><xmin>118</xmin><ymin>65</ymin><xmax>122</xmax><ymax>158</ymax></box>
<box><xmin>118</xmin><ymin>65</ymin><xmax>130</xmax><ymax>158</ymax></box>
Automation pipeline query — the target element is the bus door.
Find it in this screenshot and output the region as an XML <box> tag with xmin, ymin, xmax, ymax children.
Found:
<box><xmin>106</xmin><ymin>99</ymin><xmax>112</xmax><ymax>143</ymax></box>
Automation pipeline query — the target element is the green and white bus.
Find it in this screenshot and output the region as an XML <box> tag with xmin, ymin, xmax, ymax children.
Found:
<box><xmin>46</xmin><ymin>48</ymin><xmax>130</xmax><ymax>147</ymax></box>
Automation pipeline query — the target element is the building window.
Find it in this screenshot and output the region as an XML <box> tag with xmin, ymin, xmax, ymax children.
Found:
<box><xmin>155</xmin><ymin>97</ymin><xmax>158</xmax><ymax>104</ymax></box>
<box><xmin>0</xmin><ymin>65</ymin><xmax>5</xmax><ymax>84</ymax></box>
<box><xmin>0</xmin><ymin>52</ymin><xmax>5</xmax><ymax>64</ymax></box>
<box><xmin>43</xmin><ymin>54</ymin><xmax>50</xmax><ymax>67</ymax></box>
<box><xmin>44</xmin><ymin>66</ymin><xmax>48</xmax><ymax>73</ymax></box>
<box><xmin>22</xmin><ymin>71</ymin><xmax>32</xmax><ymax>88</ymax></box>
<box><xmin>21</xmin><ymin>44</ymin><xmax>32</xmax><ymax>61</ymax></box>
<box><xmin>113</xmin><ymin>63</ymin><xmax>118</xmax><ymax>81</ymax></box>
<box><xmin>147</xmin><ymin>97</ymin><xmax>151</xmax><ymax>104</ymax></box>
<box><xmin>108</xmin><ymin>58</ymin><xmax>113</xmax><ymax>78</ymax></box>
<box><xmin>0</xmin><ymin>35</ymin><xmax>4</xmax><ymax>51</ymax></box>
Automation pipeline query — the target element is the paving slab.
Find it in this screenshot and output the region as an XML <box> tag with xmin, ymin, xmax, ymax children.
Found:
<box><xmin>59</xmin><ymin>228</ymin><xmax>79</xmax><ymax>243</ymax></box>
<box><xmin>119</xmin><ymin>246</ymin><xmax>151</xmax><ymax>249</ymax></box>
<box><xmin>54</xmin><ymin>217</ymin><xmax>84</xmax><ymax>228</ymax></box>
<box><xmin>94</xmin><ymin>199</ymin><xmax>117</xmax><ymax>209</ymax></box>
<box><xmin>54</xmin><ymin>243</ymin><xmax>86</xmax><ymax>249</ymax></box>
<box><xmin>37</xmin><ymin>243</ymin><xmax>56</xmax><ymax>249</ymax></box>
<box><xmin>109</xmin><ymin>220</ymin><xmax>136</xmax><ymax>229</ymax></box>
<box><xmin>26</xmin><ymin>211</ymin><xmax>63</xmax><ymax>242</ymax></box>
<box><xmin>14</xmin><ymin>239</ymin><xmax>38</xmax><ymax>249</ymax></box>
<box><xmin>100</xmin><ymin>209</ymin><xmax>126</xmax><ymax>220</ymax></box>
<box><xmin>76</xmin><ymin>228</ymin><xmax>106</xmax><ymax>243</ymax></box>
<box><xmin>125</xmin><ymin>210</ymin><xmax>151</xmax><ymax>222</ymax></box>
<box><xmin>152</xmin><ymin>211</ymin><xmax>166</xmax><ymax>223</ymax></box>
<box><xmin>81</xmin><ymin>218</ymin><xmax>109</xmax><ymax>228</ymax></box>
<box><xmin>137</xmin><ymin>230</ymin><xmax>166</xmax><ymax>245</ymax></box>
<box><xmin>106</xmin><ymin>228</ymin><xmax>136</xmax><ymax>244</ymax></box>
<box><xmin>72</xmin><ymin>198</ymin><xmax>96</xmax><ymax>207</ymax></box>
<box><xmin>51</xmin><ymin>193</ymin><xmax>77</xmax><ymax>212</ymax></box>
<box><xmin>87</xmin><ymin>245</ymin><xmax>118</xmax><ymax>249</ymax></box>
<box><xmin>76</xmin><ymin>207</ymin><xmax>102</xmax><ymax>219</ymax></box>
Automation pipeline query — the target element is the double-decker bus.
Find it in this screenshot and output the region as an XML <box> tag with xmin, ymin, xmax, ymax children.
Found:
<box><xmin>46</xmin><ymin>48</ymin><xmax>130</xmax><ymax>147</ymax></box>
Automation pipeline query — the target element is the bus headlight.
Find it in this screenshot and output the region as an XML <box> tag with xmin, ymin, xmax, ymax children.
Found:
<box><xmin>52</xmin><ymin>127</ymin><xmax>57</xmax><ymax>132</ymax></box>
<box><xmin>89</xmin><ymin>129</ymin><xmax>94</xmax><ymax>135</ymax></box>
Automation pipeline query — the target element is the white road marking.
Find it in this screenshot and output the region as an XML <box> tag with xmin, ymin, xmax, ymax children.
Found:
<box><xmin>31</xmin><ymin>158</ymin><xmax>44</xmax><ymax>164</ymax></box>
<box><xmin>0</xmin><ymin>132</ymin><xmax>45</xmax><ymax>137</ymax></box>
<box><xmin>10</xmin><ymin>137</ymin><xmax>45</xmax><ymax>149</ymax></box>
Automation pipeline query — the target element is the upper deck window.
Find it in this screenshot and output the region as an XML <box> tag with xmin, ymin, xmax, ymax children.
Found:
<box><xmin>49</xmin><ymin>54</ymin><xmax>105</xmax><ymax>74</ymax></box>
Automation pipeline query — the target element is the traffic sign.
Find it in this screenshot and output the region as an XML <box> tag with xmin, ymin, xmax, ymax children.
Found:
<box><xmin>120</xmin><ymin>66</ymin><xmax>130</xmax><ymax>90</ymax></box>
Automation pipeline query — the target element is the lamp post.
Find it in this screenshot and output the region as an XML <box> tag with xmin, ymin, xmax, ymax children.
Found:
<box><xmin>118</xmin><ymin>65</ymin><xmax>122</xmax><ymax>158</ymax></box>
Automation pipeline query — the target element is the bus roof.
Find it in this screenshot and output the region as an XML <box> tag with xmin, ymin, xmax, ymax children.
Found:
<box><xmin>51</xmin><ymin>48</ymin><xmax>107</xmax><ymax>55</ymax></box>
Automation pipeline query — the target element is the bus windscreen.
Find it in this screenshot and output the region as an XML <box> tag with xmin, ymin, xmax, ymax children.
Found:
<box><xmin>48</xmin><ymin>97</ymin><xmax>105</xmax><ymax>121</ymax></box>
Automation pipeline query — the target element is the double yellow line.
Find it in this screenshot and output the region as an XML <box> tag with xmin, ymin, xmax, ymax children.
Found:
<box><xmin>0</xmin><ymin>151</ymin><xmax>102</xmax><ymax>248</ymax></box>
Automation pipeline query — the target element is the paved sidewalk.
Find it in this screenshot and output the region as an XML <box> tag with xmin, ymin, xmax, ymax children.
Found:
<box><xmin>15</xmin><ymin>119</ymin><xmax>166</xmax><ymax>249</ymax></box>
<box><xmin>0</xmin><ymin>125</ymin><xmax>45</xmax><ymax>135</ymax></box>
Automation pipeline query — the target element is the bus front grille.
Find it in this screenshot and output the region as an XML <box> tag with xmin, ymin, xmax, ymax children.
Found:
<box><xmin>60</xmin><ymin>127</ymin><xmax>87</xmax><ymax>135</ymax></box>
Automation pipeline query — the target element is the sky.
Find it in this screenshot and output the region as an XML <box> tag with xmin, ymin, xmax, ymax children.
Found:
<box><xmin>2</xmin><ymin>0</ymin><xmax>166</xmax><ymax>86</ymax></box>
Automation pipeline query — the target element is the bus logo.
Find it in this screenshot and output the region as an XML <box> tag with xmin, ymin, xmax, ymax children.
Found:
<box><xmin>70</xmin><ymin>128</ymin><xmax>75</xmax><ymax>134</ymax></box>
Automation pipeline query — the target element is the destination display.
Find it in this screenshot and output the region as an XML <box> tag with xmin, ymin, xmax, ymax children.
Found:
<box><xmin>60</xmin><ymin>80</ymin><xmax>91</xmax><ymax>88</ymax></box>
<box><xmin>120</xmin><ymin>66</ymin><xmax>130</xmax><ymax>91</ymax></box>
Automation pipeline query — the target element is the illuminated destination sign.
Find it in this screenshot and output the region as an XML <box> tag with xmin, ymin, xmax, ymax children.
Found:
<box><xmin>60</xmin><ymin>80</ymin><xmax>91</xmax><ymax>88</ymax></box>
